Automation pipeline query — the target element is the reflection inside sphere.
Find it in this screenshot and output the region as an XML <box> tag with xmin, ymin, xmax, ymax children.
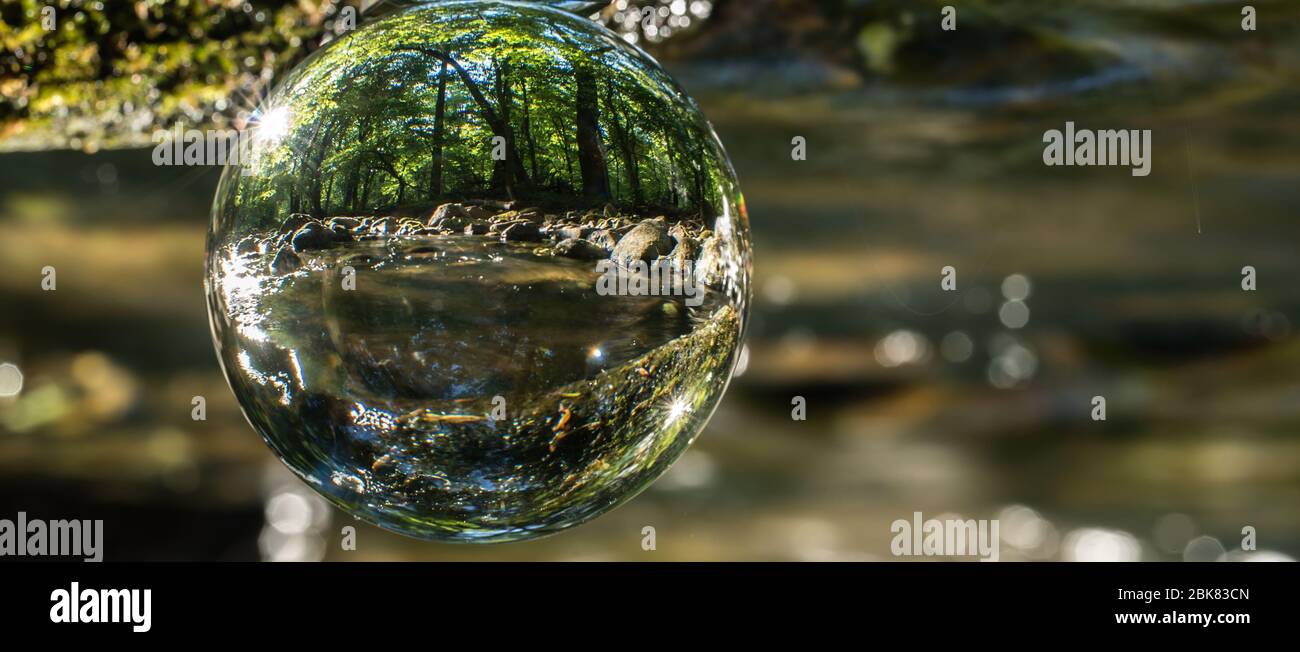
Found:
<box><xmin>205</xmin><ymin>0</ymin><xmax>749</xmax><ymax>541</ymax></box>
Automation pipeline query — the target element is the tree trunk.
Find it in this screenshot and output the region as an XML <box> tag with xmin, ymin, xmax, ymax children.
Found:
<box><xmin>551</xmin><ymin>115</ymin><xmax>574</xmax><ymax>191</ymax></box>
<box><xmin>342</xmin><ymin>162</ymin><xmax>360</xmax><ymax>211</ymax></box>
<box><xmin>604</xmin><ymin>80</ymin><xmax>641</xmax><ymax>206</ymax></box>
<box><xmin>662</xmin><ymin>122</ymin><xmax>680</xmax><ymax>208</ymax></box>
<box><xmin>575</xmin><ymin>62</ymin><xmax>609</xmax><ymax>201</ymax></box>
<box><xmin>521</xmin><ymin>78</ymin><xmax>541</xmax><ymax>182</ymax></box>
<box><xmin>323</xmin><ymin>172</ymin><xmax>335</xmax><ymax>214</ymax></box>
<box><xmin>430</xmin><ymin>60</ymin><xmax>449</xmax><ymax>199</ymax></box>
<box><xmin>395</xmin><ymin>47</ymin><xmax>531</xmax><ymax>196</ymax></box>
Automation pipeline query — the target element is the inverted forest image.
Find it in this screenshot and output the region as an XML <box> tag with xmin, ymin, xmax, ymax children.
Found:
<box><xmin>220</xmin><ymin>1</ymin><xmax>735</xmax><ymax>225</ymax></box>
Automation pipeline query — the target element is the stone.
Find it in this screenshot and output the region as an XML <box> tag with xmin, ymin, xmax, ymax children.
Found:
<box><xmin>270</xmin><ymin>245</ymin><xmax>302</xmax><ymax>274</ymax></box>
<box><xmin>292</xmin><ymin>221</ymin><xmax>334</xmax><ymax>252</ymax></box>
<box><xmin>464</xmin><ymin>221</ymin><xmax>490</xmax><ymax>235</ymax></box>
<box><xmin>257</xmin><ymin>234</ymin><xmax>281</xmax><ymax>256</ymax></box>
<box><xmin>330</xmin><ymin>225</ymin><xmax>355</xmax><ymax>243</ymax></box>
<box><xmin>553</xmin><ymin>225</ymin><xmax>591</xmax><ymax>241</ymax></box>
<box><xmin>694</xmin><ymin>235</ymin><xmax>724</xmax><ymax>285</ymax></box>
<box><xmin>669</xmin><ymin>222</ymin><xmax>692</xmax><ymax>246</ymax></box>
<box><xmin>587</xmin><ymin>229</ymin><xmax>617</xmax><ymax>252</ymax></box>
<box><xmin>425</xmin><ymin>203</ymin><xmax>467</xmax><ymax>227</ymax></box>
<box><xmin>554</xmin><ymin>238</ymin><xmax>605</xmax><ymax>260</ymax></box>
<box><xmin>502</xmin><ymin>222</ymin><xmax>543</xmax><ymax>242</ymax></box>
<box><xmin>670</xmin><ymin>235</ymin><xmax>699</xmax><ymax>267</ymax></box>
<box><xmin>279</xmin><ymin>213</ymin><xmax>314</xmax><ymax>235</ymax></box>
<box><xmin>611</xmin><ymin>221</ymin><xmax>672</xmax><ymax>265</ymax></box>
<box><xmin>439</xmin><ymin>215</ymin><xmax>467</xmax><ymax>231</ymax></box>
<box><xmin>515</xmin><ymin>210</ymin><xmax>543</xmax><ymax>223</ymax></box>
<box><xmin>490</xmin><ymin>220</ymin><xmax>530</xmax><ymax>234</ymax></box>
<box><xmin>369</xmin><ymin>217</ymin><xmax>398</xmax><ymax>236</ymax></box>
<box><xmin>464</xmin><ymin>205</ymin><xmax>493</xmax><ymax>221</ymax></box>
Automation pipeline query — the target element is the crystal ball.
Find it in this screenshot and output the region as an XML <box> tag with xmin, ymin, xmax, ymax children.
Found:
<box><xmin>205</xmin><ymin>0</ymin><xmax>750</xmax><ymax>542</ymax></box>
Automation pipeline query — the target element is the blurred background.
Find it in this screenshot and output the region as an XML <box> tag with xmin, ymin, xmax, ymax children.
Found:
<box><xmin>1</xmin><ymin>0</ymin><xmax>1298</xmax><ymax>561</ymax></box>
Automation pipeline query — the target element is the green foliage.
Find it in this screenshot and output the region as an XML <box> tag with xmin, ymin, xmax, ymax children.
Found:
<box><xmin>0</xmin><ymin>0</ymin><xmax>331</xmax><ymax>151</ymax></box>
<box><xmin>221</xmin><ymin>1</ymin><xmax>733</xmax><ymax>227</ymax></box>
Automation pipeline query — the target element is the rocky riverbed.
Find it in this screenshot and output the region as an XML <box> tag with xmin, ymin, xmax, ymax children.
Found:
<box><xmin>236</xmin><ymin>202</ymin><xmax>729</xmax><ymax>287</ymax></box>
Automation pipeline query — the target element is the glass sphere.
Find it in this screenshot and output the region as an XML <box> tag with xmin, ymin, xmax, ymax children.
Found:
<box><xmin>205</xmin><ymin>0</ymin><xmax>750</xmax><ymax>542</ymax></box>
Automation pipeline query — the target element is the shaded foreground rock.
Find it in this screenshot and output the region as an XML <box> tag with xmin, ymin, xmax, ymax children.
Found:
<box><xmin>291</xmin><ymin>221</ymin><xmax>335</xmax><ymax>252</ymax></box>
<box><xmin>270</xmin><ymin>245</ymin><xmax>301</xmax><ymax>273</ymax></box>
<box><xmin>279</xmin><ymin>213</ymin><xmax>314</xmax><ymax>236</ymax></box>
<box><xmin>553</xmin><ymin>225</ymin><xmax>591</xmax><ymax>241</ymax></box>
<box><xmin>425</xmin><ymin>203</ymin><xmax>466</xmax><ymax>226</ymax></box>
<box><xmin>554</xmin><ymin>238</ymin><xmax>606</xmax><ymax>260</ymax></box>
<box><xmin>502</xmin><ymin>222</ymin><xmax>543</xmax><ymax>242</ymax></box>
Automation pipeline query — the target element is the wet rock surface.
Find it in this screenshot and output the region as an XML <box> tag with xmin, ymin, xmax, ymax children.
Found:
<box><xmin>291</xmin><ymin>221</ymin><xmax>335</xmax><ymax>252</ymax></box>
<box><xmin>611</xmin><ymin>220</ymin><xmax>674</xmax><ymax>266</ymax></box>
<box><xmin>270</xmin><ymin>245</ymin><xmax>301</xmax><ymax>274</ymax></box>
<box><xmin>554</xmin><ymin>237</ymin><xmax>606</xmax><ymax>260</ymax></box>
<box><xmin>502</xmin><ymin>221</ymin><xmax>543</xmax><ymax>242</ymax></box>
